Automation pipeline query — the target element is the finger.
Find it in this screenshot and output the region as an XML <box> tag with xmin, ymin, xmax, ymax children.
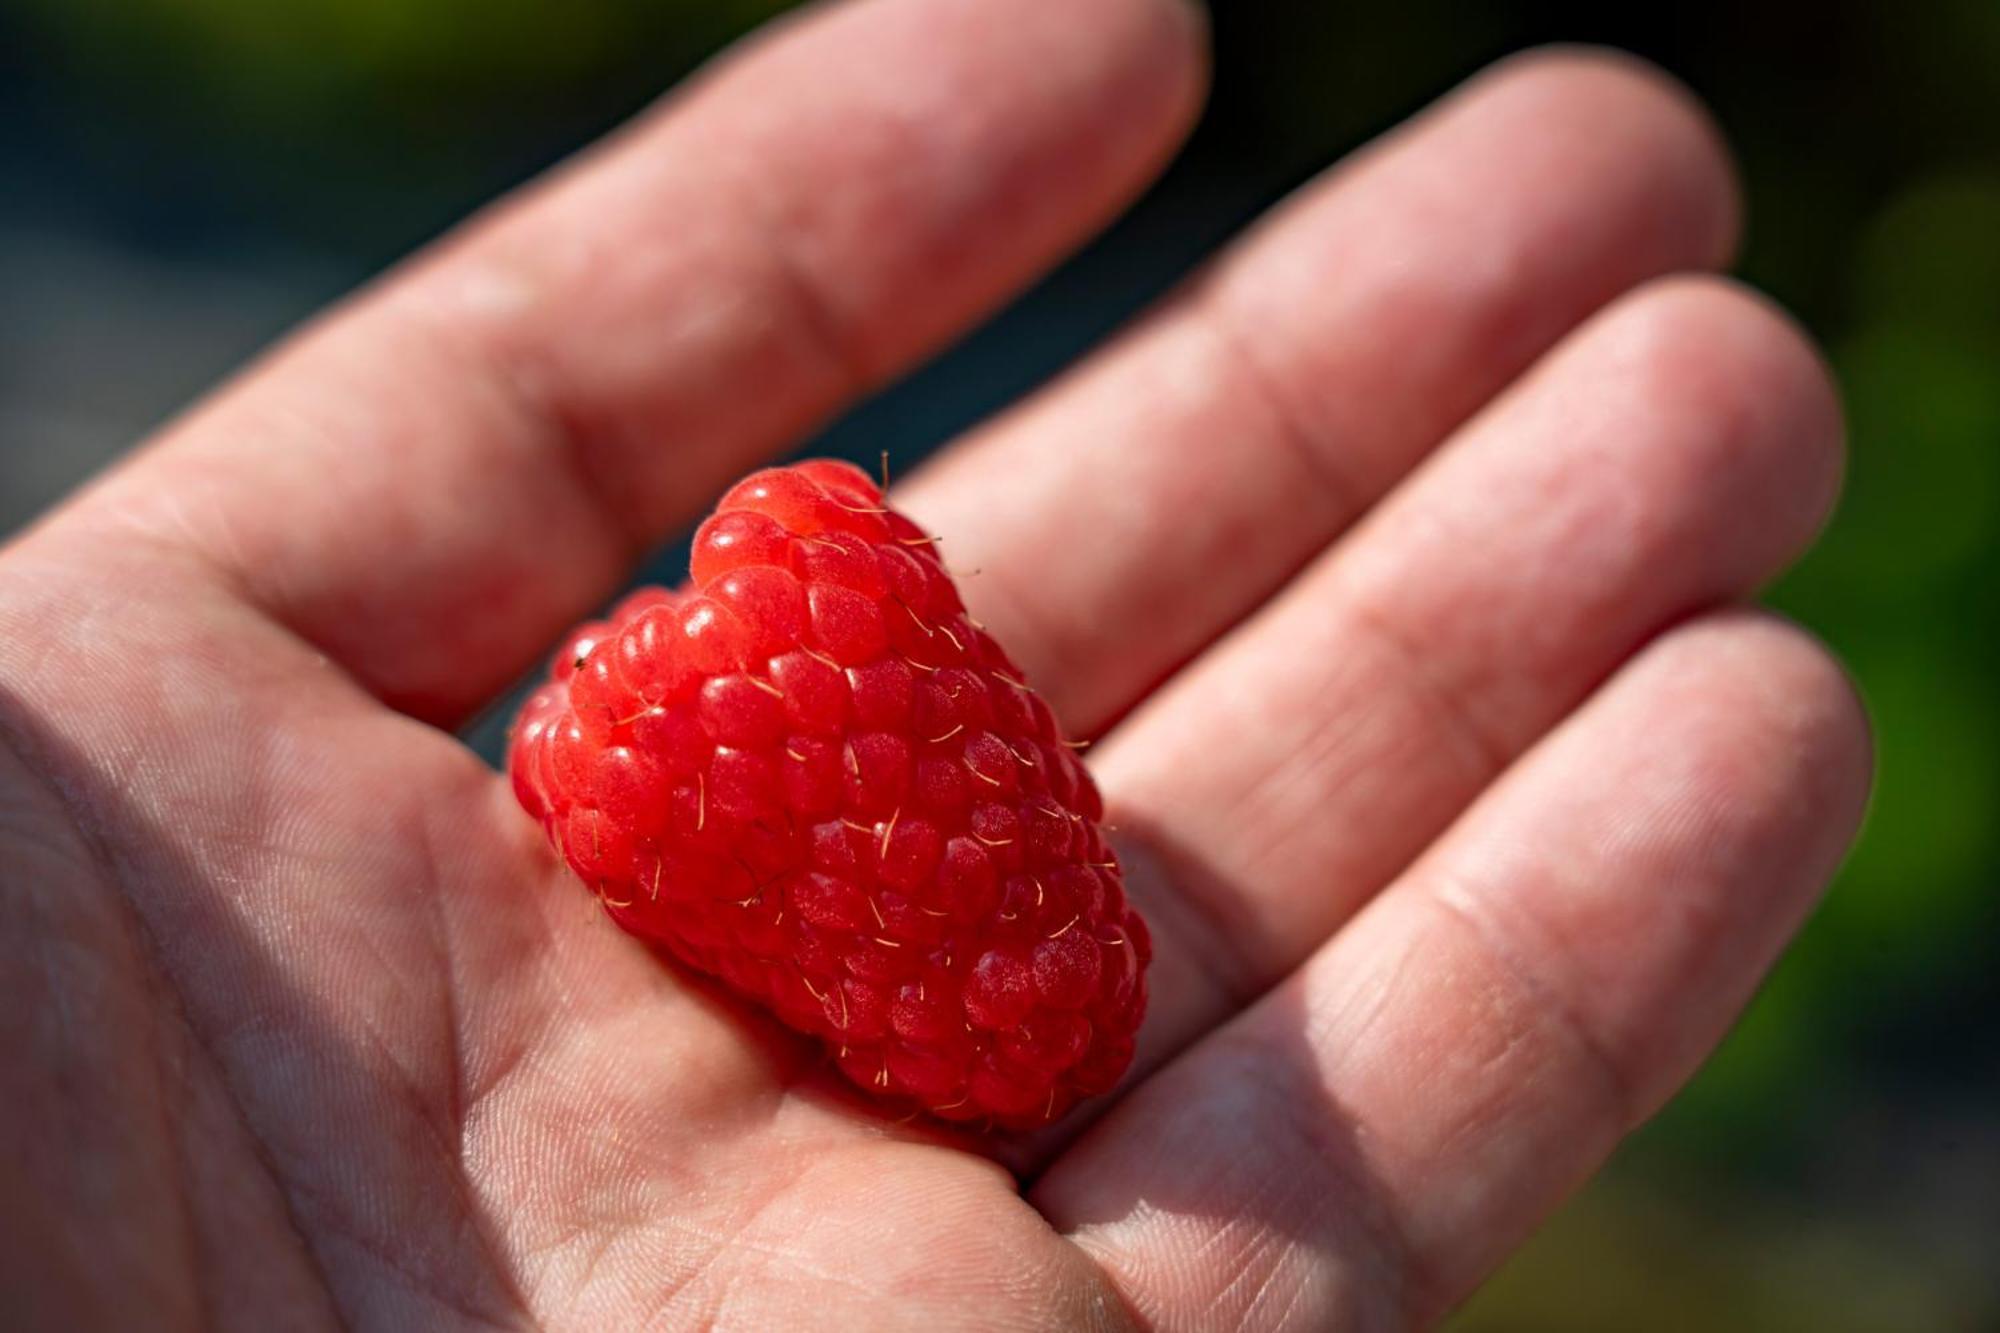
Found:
<box><xmin>57</xmin><ymin>0</ymin><xmax>1206</xmax><ymax>724</ymax></box>
<box><xmin>899</xmin><ymin>47</ymin><xmax>1737</xmax><ymax>735</ymax></box>
<box><xmin>1037</xmin><ymin>612</ymin><xmax>1872</xmax><ymax>1329</ymax></box>
<box><xmin>1097</xmin><ymin>276</ymin><xmax>1844</xmax><ymax>1067</ymax></box>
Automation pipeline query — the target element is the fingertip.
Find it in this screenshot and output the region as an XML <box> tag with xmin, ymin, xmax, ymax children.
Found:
<box><xmin>1721</xmin><ymin>609</ymin><xmax>1876</xmax><ymax>833</ymax></box>
<box><xmin>1625</xmin><ymin>608</ymin><xmax>1876</xmax><ymax>873</ymax></box>
<box><xmin>1564</xmin><ymin>272</ymin><xmax>1848</xmax><ymax>572</ymax></box>
<box><xmin>1060</xmin><ymin>0</ymin><xmax>1213</xmax><ymax>176</ymax></box>
<box><xmin>729</xmin><ymin>0</ymin><xmax>1211</xmax><ymax>372</ymax></box>
<box><xmin>1673</xmin><ymin>276</ymin><xmax>1850</xmax><ymax>543</ymax></box>
<box><xmin>1465</xmin><ymin>45</ymin><xmax>1743</xmax><ymax>270</ymax></box>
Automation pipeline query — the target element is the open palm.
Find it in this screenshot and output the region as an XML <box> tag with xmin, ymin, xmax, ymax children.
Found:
<box><xmin>0</xmin><ymin>2</ymin><xmax>1871</xmax><ymax>1328</ymax></box>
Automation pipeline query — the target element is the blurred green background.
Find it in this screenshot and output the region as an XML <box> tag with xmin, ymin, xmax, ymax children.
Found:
<box><xmin>1</xmin><ymin>0</ymin><xmax>1994</xmax><ymax>1326</ymax></box>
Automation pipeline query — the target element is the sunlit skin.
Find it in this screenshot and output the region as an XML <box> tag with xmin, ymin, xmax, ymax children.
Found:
<box><xmin>0</xmin><ymin>1</ymin><xmax>1870</xmax><ymax>1329</ymax></box>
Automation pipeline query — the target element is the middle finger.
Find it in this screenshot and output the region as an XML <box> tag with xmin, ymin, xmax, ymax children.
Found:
<box><xmin>899</xmin><ymin>50</ymin><xmax>1739</xmax><ymax>738</ymax></box>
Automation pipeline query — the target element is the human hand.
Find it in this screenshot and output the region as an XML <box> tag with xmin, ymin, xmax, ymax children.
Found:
<box><xmin>0</xmin><ymin>1</ymin><xmax>1870</xmax><ymax>1328</ymax></box>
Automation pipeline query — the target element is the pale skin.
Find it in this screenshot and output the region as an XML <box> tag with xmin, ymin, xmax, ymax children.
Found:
<box><xmin>0</xmin><ymin>0</ymin><xmax>1873</xmax><ymax>1328</ymax></box>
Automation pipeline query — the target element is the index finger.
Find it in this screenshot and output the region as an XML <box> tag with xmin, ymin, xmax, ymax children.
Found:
<box><xmin>45</xmin><ymin>0</ymin><xmax>1205</xmax><ymax>725</ymax></box>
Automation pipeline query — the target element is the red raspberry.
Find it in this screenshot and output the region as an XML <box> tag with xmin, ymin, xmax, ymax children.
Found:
<box><xmin>508</xmin><ymin>459</ymin><xmax>1149</xmax><ymax>1128</ymax></box>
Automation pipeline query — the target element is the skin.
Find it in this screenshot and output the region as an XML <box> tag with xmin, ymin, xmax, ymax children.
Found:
<box><xmin>0</xmin><ymin>0</ymin><xmax>1872</xmax><ymax>1328</ymax></box>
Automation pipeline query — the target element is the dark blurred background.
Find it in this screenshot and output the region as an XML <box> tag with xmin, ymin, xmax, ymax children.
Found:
<box><xmin>2</xmin><ymin>1</ymin><xmax>1995</xmax><ymax>1325</ymax></box>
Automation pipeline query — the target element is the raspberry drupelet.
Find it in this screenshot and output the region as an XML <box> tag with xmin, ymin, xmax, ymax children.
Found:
<box><xmin>507</xmin><ymin>459</ymin><xmax>1148</xmax><ymax>1129</ymax></box>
